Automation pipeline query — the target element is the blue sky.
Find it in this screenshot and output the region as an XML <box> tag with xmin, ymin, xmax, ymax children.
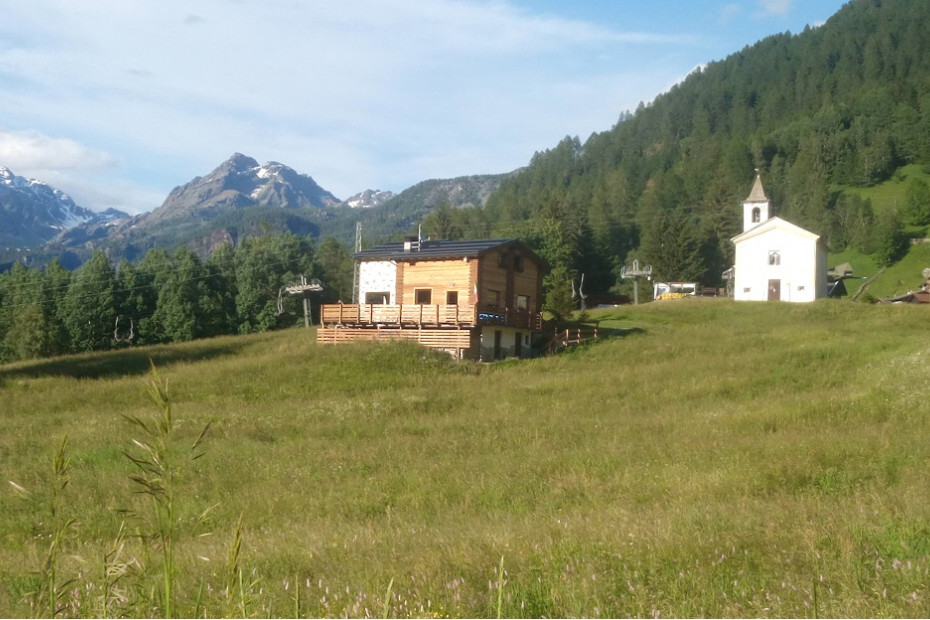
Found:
<box><xmin>0</xmin><ymin>0</ymin><xmax>848</xmax><ymax>214</ymax></box>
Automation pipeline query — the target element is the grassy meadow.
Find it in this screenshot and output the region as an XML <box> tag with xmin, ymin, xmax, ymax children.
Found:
<box><xmin>2</xmin><ymin>299</ymin><xmax>930</xmax><ymax>617</ymax></box>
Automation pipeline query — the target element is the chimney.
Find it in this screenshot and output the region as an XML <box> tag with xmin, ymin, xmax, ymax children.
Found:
<box><xmin>403</xmin><ymin>235</ymin><xmax>419</xmax><ymax>252</ymax></box>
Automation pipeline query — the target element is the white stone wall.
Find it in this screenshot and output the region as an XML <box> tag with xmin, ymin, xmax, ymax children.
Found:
<box><xmin>358</xmin><ymin>260</ymin><xmax>397</xmax><ymax>304</ymax></box>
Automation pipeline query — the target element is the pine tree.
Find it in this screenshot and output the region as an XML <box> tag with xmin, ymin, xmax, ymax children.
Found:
<box><xmin>60</xmin><ymin>250</ymin><xmax>117</xmax><ymax>352</ymax></box>
<box><xmin>313</xmin><ymin>237</ymin><xmax>353</xmax><ymax>303</ymax></box>
<box><xmin>235</xmin><ymin>234</ymin><xmax>314</xmax><ymax>333</ymax></box>
<box><xmin>0</xmin><ymin>263</ymin><xmax>50</xmax><ymax>361</ymax></box>
<box><xmin>152</xmin><ymin>247</ymin><xmax>209</xmax><ymax>343</ymax></box>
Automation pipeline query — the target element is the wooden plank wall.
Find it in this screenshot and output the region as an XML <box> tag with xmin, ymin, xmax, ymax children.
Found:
<box><xmin>478</xmin><ymin>249</ymin><xmax>543</xmax><ymax>311</ymax></box>
<box><xmin>513</xmin><ymin>263</ymin><xmax>543</xmax><ymax>312</ymax></box>
<box><xmin>317</xmin><ymin>327</ymin><xmax>475</xmax><ymax>351</ymax></box>
<box><xmin>398</xmin><ymin>259</ymin><xmax>474</xmax><ymax>305</ymax></box>
<box><xmin>479</xmin><ymin>253</ymin><xmax>508</xmax><ymax>307</ymax></box>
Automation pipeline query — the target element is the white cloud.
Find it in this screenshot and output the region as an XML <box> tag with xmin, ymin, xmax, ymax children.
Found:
<box><xmin>0</xmin><ymin>0</ymin><xmax>729</xmax><ymax>211</ymax></box>
<box><xmin>0</xmin><ymin>129</ymin><xmax>163</xmax><ymax>213</ymax></box>
<box><xmin>719</xmin><ymin>4</ymin><xmax>742</xmax><ymax>22</ymax></box>
<box><xmin>758</xmin><ymin>0</ymin><xmax>793</xmax><ymax>17</ymax></box>
<box><xmin>0</xmin><ymin>129</ymin><xmax>114</xmax><ymax>172</ymax></box>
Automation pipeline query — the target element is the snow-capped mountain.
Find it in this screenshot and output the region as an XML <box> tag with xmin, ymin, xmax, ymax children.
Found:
<box><xmin>0</xmin><ymin>166</ymin><xmax>119</xmax><ymax>248</ymax></box>
<box><xmin>49</xmin><ymin>153</ymin><xmax>342</xmax><ymax>257</ymax></box>
<box><xmin>342</xmin><ymin>189</ymin><xmax>395</xmax><ymax>209</ymax></box>
<box><xmin>146</xmin><ymin>153</ymin><xmax>339</xmax><ymax>225</ymax></box>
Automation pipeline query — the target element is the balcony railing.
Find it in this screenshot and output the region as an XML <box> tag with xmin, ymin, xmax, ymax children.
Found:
<box><xmin>320</xmin><ymin>303</ymin><xmax>542</xmax><ymax>331</ymax></box>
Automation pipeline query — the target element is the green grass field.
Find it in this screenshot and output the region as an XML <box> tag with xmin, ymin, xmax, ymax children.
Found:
<box><xmin>2</xmin><ymin>299</ymin><xmax>930</xmax><ymax>617</ymax></box>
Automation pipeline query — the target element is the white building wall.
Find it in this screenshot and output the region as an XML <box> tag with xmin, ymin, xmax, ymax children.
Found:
<box><xmin>479</xmin><ymin>327</ymin><xmax>531</xmax><ymax>361</ymax></box>
<box><xmin>358</xmin><ymin>260</ymin><xmax>397</xmax><ymax>304</ymax></box>
<box><xmin>733</xmin><ymin>225</ymin><xmax>824</xmax><ymax>302</ymax></box>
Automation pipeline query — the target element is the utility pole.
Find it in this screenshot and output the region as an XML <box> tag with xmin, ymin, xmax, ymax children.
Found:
<box><xmin>285</xmin><ymin>275</ymin><xmax>323</xmax><ymax>327</ymax></box>
<box><xmin>620</xmin><ymin>259</ymin><xmax>653</xmax><ymax>305</ymax></box>
<box><xmin>352</xmin><ymin>221</ymin><xmax>362</xmax><ymax>304</ymax></box>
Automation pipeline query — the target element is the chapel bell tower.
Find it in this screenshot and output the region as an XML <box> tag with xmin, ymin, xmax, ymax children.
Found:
<box><xmin>743</xmin><ymin>171</ymin><xmax>771</xmax><ymax>232</ymax></box>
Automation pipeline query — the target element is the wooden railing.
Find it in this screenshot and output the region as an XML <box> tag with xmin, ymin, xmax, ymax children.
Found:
<box><xmin>320</xmin><ymin>303</ymin><xmax>542</xmax><ymax>330</ymax></box>
<box><xmin>551</xmin><ymin>323</ymin><xmax>599</xmax><ymax>351</ymax></box>
<box><xmin>321</xmin><ymin>303</ymin><xmax>475</xmax><ymax>326</ymax></box>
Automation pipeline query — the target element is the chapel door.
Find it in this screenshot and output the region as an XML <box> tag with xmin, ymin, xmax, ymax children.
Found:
<box><xmin>768</xmin><ymin>279</ymin><xmax>781</xmax><ymax>301</ymax></box>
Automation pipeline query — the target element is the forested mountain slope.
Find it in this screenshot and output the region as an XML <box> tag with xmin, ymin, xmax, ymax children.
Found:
<box><xmin>472</xmin><ymin>0</ymin><xmax>930</xmax><ymax>295</ymax></box>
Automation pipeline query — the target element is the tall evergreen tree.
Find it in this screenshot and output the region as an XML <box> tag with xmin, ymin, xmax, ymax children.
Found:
<box><xmin>235</xmin><ymin>233</ymin><xmax>314</xmax><ymax>333</ymax></box>
<box><xmin>60</xmin><ymin>250</ymin><xmax>117</xmax><ymax>352</ymax></box>
<box><xmin>313</xmin><ymin>237</ymin><xmax>353</xmax><ymax>304</ymax></box>
<box><xmin>41</xmin><ymin>259</ymin><xmax>72</xmax><ymax>356</ymax></box>
<box><xmin>0</xmin><ymin>263</ymin><xmax>49</xmax><ymax>361</ymax></box>
<box><xmin>151</xmin><ymin>247</ymin><xmax>214</xmax><ymax>343</ymax></box>
<box><xmin>135</xmin><ymin>248</ymin><xmax>172</xmax><ymax>344</ymax></box>
<box><xmin>204</xmin><ymin>243</ymin><xmax>238</xmax><ymax>336</ymax></box>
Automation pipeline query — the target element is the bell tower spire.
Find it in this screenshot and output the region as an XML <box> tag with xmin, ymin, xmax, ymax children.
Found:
<box><xmin>743</xmin><ymin>169</ymin><xmax>771</xmax><ymax>232</ymax></box>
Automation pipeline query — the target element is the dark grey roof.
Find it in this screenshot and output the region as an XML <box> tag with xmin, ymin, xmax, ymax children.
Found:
<box><xmin>354</xmin><ymin>238</ymin><xmax>541</xmax><ymax>263</ymax></box>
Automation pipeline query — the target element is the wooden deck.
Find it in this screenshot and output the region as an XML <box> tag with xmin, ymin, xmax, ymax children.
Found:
<box><xmin>319</xmin><ymin>303</ymin><xmax>542</xmax><ymax>330</ymax></box>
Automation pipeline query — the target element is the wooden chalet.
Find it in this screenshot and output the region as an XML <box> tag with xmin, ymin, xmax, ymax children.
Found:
<box><xmin>317</xmin><ymin>238</ymin><xmax>546</xmax><ymax>360</ymax></box>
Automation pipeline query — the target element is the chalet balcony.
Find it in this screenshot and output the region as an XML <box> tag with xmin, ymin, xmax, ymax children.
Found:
<box><xmin>319</xmin><ymin>303</ymin><xmax>542</xmax><ymax>331</ymax></box>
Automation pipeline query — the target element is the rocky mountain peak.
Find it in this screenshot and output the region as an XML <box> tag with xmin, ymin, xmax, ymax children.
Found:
<box><xmin>130</xmin><ymin>154</ymin><xmax>342</xmax><ymax>234</ymax></box>
<box><xmin>223</xmin><ymin>152</ymin><xmax>261</xmax><ymax>174</ymax></box>
<box><xmin>0</xmin><ymin>165</ymin><xmax>100</xmax><ymax>248</ymax></box>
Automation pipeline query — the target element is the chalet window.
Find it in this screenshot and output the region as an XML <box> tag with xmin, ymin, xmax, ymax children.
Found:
<box><xmin>487</xmin><ymin>289</ymin><xmax>501</xmax><ymax>307</ymax></box>
<box><xmin>768</xmin><ymin>250</ymin><xmax>780</xmax><ymax>266</ymax></box>
<box><xmin>414</xmin><ymin>288</ymin><xmax>432</xmax><ymax>304</ymax></box>
<box><xmin>365</xmin><ymin>291</ymin><xmax>390</xmax><ymax>304</ymax></box>
<box><xmin>513</xmin><ymin>255</ymin><xmax>524</xmax><ymax>272</ymax></box>
<box><xmin>446</xmin><ymin>290</ymin><xmax>459</xmax><ymax>305</ymax></box>
<box><xmin>498</xmin><ymin>252</ymin><xmax>511</xmax><ymax>268</ymax></box>
<box><xmin>752</xmin><ymin>207</ymin><xmax>761</xmax><ymax>223</ymax></box>
<box><xmin>515</xmin><ymin>294</ymin><xmax>529</xmax><ymax>310</ymax></box>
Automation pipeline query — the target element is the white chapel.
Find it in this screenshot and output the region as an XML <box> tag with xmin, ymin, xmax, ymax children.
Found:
<box><xmin>730</xmin><ymin>174</ymin><xmax>827</xmax><ymax>302</ymax></box>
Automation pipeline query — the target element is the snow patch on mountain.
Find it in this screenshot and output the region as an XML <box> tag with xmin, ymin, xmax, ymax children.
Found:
<box><xmin>0</xmin><ymin>165</ymin><xmax>95</xmax><ymax>230</ymax></box>
<box><xmin>0</xmin><ymin>165</ymin><xmax>131</xmax><ymax>248</ymax></box>
<box><xmin>344</xmin><ymin>189</ymin><xmax>395</xmax><ymax>208</ymax></box>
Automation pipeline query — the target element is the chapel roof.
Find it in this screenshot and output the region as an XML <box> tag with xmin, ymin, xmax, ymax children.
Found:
<box><xmin>745</xmin><ymin>172</ymin><xmax>769</xmax><ymax>203</ymax></box>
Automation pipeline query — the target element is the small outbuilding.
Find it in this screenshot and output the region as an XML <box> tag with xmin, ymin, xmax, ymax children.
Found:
<box><xmin>730</xmin><ymin>174</ymin><xmax>828</xmax><ymax>302</ymax></box>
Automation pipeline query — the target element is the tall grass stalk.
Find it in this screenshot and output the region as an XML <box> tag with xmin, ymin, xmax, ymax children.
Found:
<box><xmin>381</xmin><ymin>577</ymin><xmax>393</xmax><ymax>619</ymax></box>
<box><xmin>226</xmin><ymin>514</ymin><xmax>244</xmax><ymax>616</ymax></box>
<box><xmin>100</xmin><ymin>521</ymin><xmax>134</xmax><ymax>618</ymax></box>
<box><xmin>496</xmin><ymin>555</ymin><xmax>505</xmax><ymax>619</ymax></box>
<box><xmin>122</xmin><ymin>362</ymin><xmax>211</xmax><ymax>618</ymax></box>
<box><xmin>14</xmin><ymin>435</ymin><xmax>79</xmax><ymax>618</ymax></box>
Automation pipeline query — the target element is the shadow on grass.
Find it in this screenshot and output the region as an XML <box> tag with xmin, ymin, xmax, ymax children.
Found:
<box><xmin>0</xmin><ymin>340</ymin><xmax>250</xmax><ymax>382</ymax></box>
<box><xmin>599</xmin><ymin>326</ymin><xmax>647</xmax><ymax>338</ymax></box>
